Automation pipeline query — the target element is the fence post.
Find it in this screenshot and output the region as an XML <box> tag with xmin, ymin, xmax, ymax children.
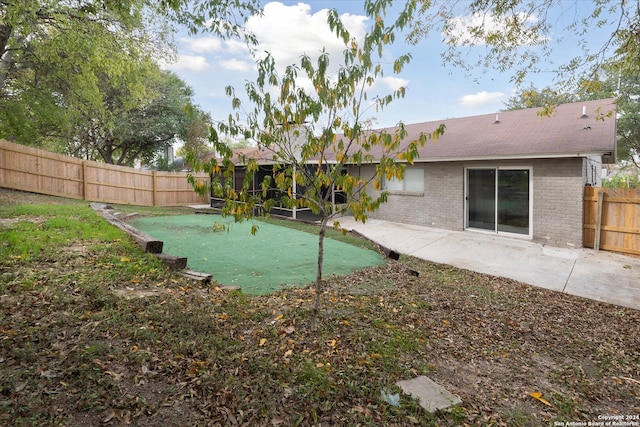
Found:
<box><xmin>152</xmin><ymin>170</ymin><xmax>157</xmax><ymax>207</ymax></box>
<box><xmin>594</xmin><ymin>189</ymin><xmax>604</xmax><ymax>251</ymax></box>
<box><xmin>82</xmin><ymin>161</ymin><xmax>88</xmax><ymax>201</ymax></box>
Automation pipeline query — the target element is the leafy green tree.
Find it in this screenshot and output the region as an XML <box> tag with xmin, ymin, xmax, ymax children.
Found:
<box><xmin>154</xmin><ymin>156</ymin><xmax>173</xmax><ymax>171</ymax></box>
<box><xmin>0</xmin><ymin>1</ymin><xmax>174</xmax><ymax>151</ymax></box>
<box><xmin>0</xmin><ymin>1</ymin><xmax>146</xmax><ymax>90</ymax></box>
<box><xmin>180</xmin><ymin>105</ymin><xmax>214</xmax><ymax>161</ymax></box>
<box><xmin>603</xmin><ymin>173</ymin><xmax>639</xmax><ymax>189</ymax></box>
<box><xmin>64</xmin><ymin>67</ymin><xmax>196</xmax><ymax>166</ymax></box>
<box><xmin>0</xmin><ymin>0</ymin><xmax>261</xmax><ymax>162</ymax></box>
<box><xmin>502</xmin><ymin>84</ymin><xmax>575</xmax><ymax>111</ymax></box>
<box><xmin>580</xmin><ymin>69</ymin><xmax>640</xmax><ymax>167</ymax></box>
<box><xmin>405</xmin><ymin>1</ymin><xmax>639</xmax><ymax>87</ymax></box>
<box><xmin>506</xmin><ymin>68</ymin><xmax>640</xmax><ymax>167</ymax></box>
<box><xmin>187</xmin><ymin>1</ymin><xmax>444</xmax><ymax>329</ymax></box>
<box><xmin>160</xmin><ymin>0</ymin><xmax>261</xmax><ymax>38</ymax></box>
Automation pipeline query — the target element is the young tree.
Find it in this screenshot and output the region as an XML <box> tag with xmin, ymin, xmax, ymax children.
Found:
<box><xmin>188</xmin><ymin>1</ymin><xmax>444</xmax><ymax>329</ymax></box>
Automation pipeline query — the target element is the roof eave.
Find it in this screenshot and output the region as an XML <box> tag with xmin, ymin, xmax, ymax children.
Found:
<box><xmin>232</xmin><ymin>152</ymin><xmax>616</xmax><ymax>166</ymax></box>
<box><xmin>412</xmin><ymin>152</ymin><xmax>615</xmax><ymax>163</ymax></box>
<box><xmin>336</xmin><ymin>151</ymin><xmax>615</xmax><ymax>165</ymax></box>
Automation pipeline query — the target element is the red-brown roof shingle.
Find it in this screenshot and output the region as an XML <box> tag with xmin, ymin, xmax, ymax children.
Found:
<box><xmin>347</xmin><ymin>98</ymin><xmax>617</xmax><ymax>162</ymax></box>
<box><xmin>224</xmin><ymin>98</ymin><xmax>617</xmax><ymax>165</ymax></box>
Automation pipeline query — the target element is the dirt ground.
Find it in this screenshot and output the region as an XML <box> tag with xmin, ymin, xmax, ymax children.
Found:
<box><xmin>1</xmin><ymin>187</ymin><xmax>639</xmax><ymax>426</ymax></box>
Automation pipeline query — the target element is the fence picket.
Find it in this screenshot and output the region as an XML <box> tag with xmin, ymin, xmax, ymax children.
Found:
<box><xmin>0</xmin><ymin>140</ymin><xmax>208</xmax><ymax>207</ymax></box>
<box><xmin>584</xmin><ymin>186</ymin><xmax>640</xmax><ymax>256</ymax></box>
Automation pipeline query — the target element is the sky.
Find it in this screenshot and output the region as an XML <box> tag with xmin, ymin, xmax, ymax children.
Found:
<box><xmin>163</xmin><ymin>1</ymin><xmax>618</xmax><ymax>134</ymax></box>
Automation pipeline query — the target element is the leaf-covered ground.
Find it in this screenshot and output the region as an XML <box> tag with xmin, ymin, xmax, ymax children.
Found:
<box><xmin>1</xmin><ymin>189</ymin><xmax>639</xmax><ymax>426</ymax></box>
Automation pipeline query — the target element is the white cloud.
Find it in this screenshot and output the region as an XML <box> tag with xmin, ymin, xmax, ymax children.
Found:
<box><xmin>459</xmin><ymin>91</ymin><xmax>504</xmax><ymax>107</ymax></box>
<box><xmin>380</xmin><ymin>76</ymin><xmax>409</xmax><ymax>91</ymax></box>
<box><xmin>225</xmin><ymin>39</ymin><xmax>251</xmax><ymax>54</ymax></box>
<box><xmin>221</xmin><ymin>58</ymin><xmax>253</xmax><ymax>72</ymax></box>
<box><xmin>167</xmin><ymin>55</ymin><xmax>210</xmax><ymax>72</ymax></box>
<box><xmin>172</xmin><ymin>2</ymin><xmax>369</xmax><ymax>76</ymax></box>
<box><xmin>181</xmin><ymin>37</ymin><xmax>222</xmax><ymax>53</ymax></box>
<box><xmin>444</xmin><ymin>12</ymin><xmax>544</xmax><ymax>46</ymax></box>
<box><xmin>169</xmin><ymin>1</ymin><xmax>408</xmax><ymax>117</ymax></box>
<box><xmin>244</xmin><ymin>2</ymin><xmax>367</xmax><ymax>72</ymax></box>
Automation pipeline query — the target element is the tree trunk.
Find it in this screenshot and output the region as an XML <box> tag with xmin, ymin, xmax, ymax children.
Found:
<box><xmin>310</xmin><ymin>216</ymin><xmax>328</xmax><ymax>331</ymax></box>
<box><xmin>0</xmin><ymin>24</ymin><xmax>14</xmax><ymax>89</ymax></box>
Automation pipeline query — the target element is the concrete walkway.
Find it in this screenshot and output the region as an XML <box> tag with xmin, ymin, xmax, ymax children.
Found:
<box><xmin>337</xmin><ymin>217</ymin><xmax>640</xmax><ymax>311</ymax></box>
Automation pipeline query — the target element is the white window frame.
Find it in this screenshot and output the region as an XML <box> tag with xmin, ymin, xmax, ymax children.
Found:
<box><xmin>385</xmin><ymin>167</ymin><xmax>424</xmax><ymax>193</ymax></box>
<box><xmin>464</xmin><ymin>165</ymin><xmax>533</xmax><ymax>239</ymax></box>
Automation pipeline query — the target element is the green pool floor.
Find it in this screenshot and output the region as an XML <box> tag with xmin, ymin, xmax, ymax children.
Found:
<box><xmin>130</xmin><ymin>214</ymin><xmax>384</xmax><ymax>295</ymax></box>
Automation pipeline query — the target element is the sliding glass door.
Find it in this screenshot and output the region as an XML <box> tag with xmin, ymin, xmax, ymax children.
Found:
<box><xmin>466</xmin><ymin>168</ymin><xmax>531</xmax><ymax>236</ymax></box>
<box><xmin>467</xmin><ymin>169</ymin><xmax>496</xmax><ymax>231</ymax></box>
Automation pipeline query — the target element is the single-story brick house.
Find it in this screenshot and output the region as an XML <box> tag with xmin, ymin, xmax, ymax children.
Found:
<box><xmin>343</xmin><ymin>98</ymin><xmax>617</xmax><ymax>248</ymax></box>
<box><xmin>211</xmin><ymin>98</ymin><xmax>617</xmax><ymax>248</ymax></box>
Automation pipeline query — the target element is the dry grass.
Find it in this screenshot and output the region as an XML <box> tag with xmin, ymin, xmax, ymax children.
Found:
<box><xmin>1</xmin><ymin>188</ymin><xmax>639</xmax><ymax>426</ymax></box>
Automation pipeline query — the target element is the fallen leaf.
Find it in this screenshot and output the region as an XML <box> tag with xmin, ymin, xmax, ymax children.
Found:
<box><xmin>102</xmin><ymin>409</ymin><xmax>116</xmax><ymax>423</ymax></box>
<box><xmin>259</xmin><ymin>338</ymin><xmax>267</xmax><ymax>347</ymax></box>
<box><xmin>351</xmin><ymin>405</ymin><xmax>372</xmax><ymax>417</ymax></box>
<box><xmin>284</xmin><ymin>349</ymin><xmax>293</xmax><ymax>357</ymax></box>
<box><xmin>274</xmin><ymin>314</ymin><xmax>283</xmax><ymax>321</ymax></box>
<box><xmin>442</xmin><ymin>319</ymin><xmax>450</xmax><ymax>326</ymax></box>
<box><xmin>120</xmin><ymin>257</ymin><xmax>130</xmax><ymax>262</ymax></box>
<box><xmin>529</xmin><ymin>391</ymin><xmax>552</xmax><ymax>407</ymax></box>
<box><xmin>1</xmin><ymin>327</ymin><xmax>16</xmax><ymax>336</ymax></box>
<box><xmin>621</xmin><ymin>376</ymin><xmax>640</xmax><ymax>385</ymax></box>
<box><xmin>105</xmin><ymin>370</ymin><xmax>123</xmax><ymax>381</ymax></box>
<box><xmin>116</xmin><ymin>409</ymin><xmax>131</xmax><ymax>424</ymax></box>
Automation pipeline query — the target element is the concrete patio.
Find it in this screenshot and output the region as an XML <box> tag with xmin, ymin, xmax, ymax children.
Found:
<box><xmin>337</xmin><ymin>217</ymin><xmax>640</xmax><ymax>311</ymax></box>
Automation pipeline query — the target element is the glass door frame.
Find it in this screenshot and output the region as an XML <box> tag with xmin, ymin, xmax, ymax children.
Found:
<box><xmin>464</xmin><ymin>166</ymin><xmax>533</xmax><ymax>238</ymax></box>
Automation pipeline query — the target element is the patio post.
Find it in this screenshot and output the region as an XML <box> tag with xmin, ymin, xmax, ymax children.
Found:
<box><xmin>331</xmin><ymin>185</ymin><xmax>336</xmax><ymax>214</ymax></box>
<box><xmin>293</xmin><ymin>165</ymin><xmax>297</xmax><ymax>220</ymax></box>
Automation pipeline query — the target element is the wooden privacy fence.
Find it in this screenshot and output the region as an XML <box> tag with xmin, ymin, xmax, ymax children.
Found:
<box><xmin>0</xmin><ymin>139</ymin><xmax>209</xmax><ymax>206</ymax></box>
<box><xmin>584</xmin><ymin>186</ymin><xmax>640</xmax><ymax>256</ymax></box>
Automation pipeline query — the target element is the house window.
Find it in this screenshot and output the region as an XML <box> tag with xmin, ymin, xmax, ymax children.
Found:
<box><xmin>385</xmin><ymin>167</ymin><xmax>424</xmax><ymax>192</ymax></box>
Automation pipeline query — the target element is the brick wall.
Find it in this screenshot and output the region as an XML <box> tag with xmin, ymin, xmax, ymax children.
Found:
<box><xmin>532</xmin><ymin>158</ymin><xmax>585</xmax><ymax>247</ymax></box>
<box><xmin>353</xmin><ymin>162</ymin><xmax>465</xmax><ymax>229</ymax></box>
<box><xmin>347</xmin><ymin>157</ymin><xmax>587</xmax><ymax>248</ymax></box>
